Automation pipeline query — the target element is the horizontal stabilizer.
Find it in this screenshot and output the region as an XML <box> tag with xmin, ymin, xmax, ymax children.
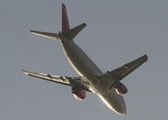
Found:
<box><xmin>62</xmin><ymin>23</ymin><xmax>86</xmax><ymax>40</ymax></box>
<box><xmin>30</xmin><ymin>30</ymin><xmax>60</xmax><ymax>40</ymax></box>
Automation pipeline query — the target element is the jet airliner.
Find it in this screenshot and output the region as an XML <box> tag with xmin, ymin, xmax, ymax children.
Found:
<box><xmin>23</xmin><ymin>4</ymin><xmax>148</xmax><ymax>115</ymax></box>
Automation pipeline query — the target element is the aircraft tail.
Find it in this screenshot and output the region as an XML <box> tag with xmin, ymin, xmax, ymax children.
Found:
<box><xmin>30</xmin><ymin>4</ymin><xmax>86</xmax><ymax>41</ymax></box>
<box><xmin>61</xmin><ymin>3</ymin><xmax>86</xmax><ymax>40</ymax></box>
<box><xmin>62</xmin><ymin>3</ymin><xmax>70</xmax><ymax>33</ymax></box>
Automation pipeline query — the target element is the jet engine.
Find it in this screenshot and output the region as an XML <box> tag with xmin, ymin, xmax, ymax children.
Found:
<box><xmin>114</xmin><ymin>82</ymin><xmax>128</xmax><ymax>95</ymax></box>
<box><xmin>71</xmin><ymin>87</ymin><xmax>86</xmax><ymax>100</ymax></box>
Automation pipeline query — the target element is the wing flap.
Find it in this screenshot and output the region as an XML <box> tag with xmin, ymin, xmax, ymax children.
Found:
<box><xmin>111</xmin><ymin>54</ymin><xmax>148</xmax><ymax>80</ymax></box>
<box><xmin>22</xmin><ymin>70</ymin><xmax>90</xmax><ymax>91</ymax></box>
<box><xmin>95</xmin><ymin>54</ymin><xmax>148</xmax><ymax>88</ymax></box>
<box><xmin>23</xmin><ymin>70</ymin><xmax>70</xmax><ymax>85</ymax></box>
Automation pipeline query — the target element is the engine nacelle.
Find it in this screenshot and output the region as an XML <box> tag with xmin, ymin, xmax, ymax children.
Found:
<box><xmin>114</xmin><ymin>82</ymin><xmax>128</xmax><ymax>95</ymax></box>
<box><xmin>72</xmin><ymin>88</ymin><xmax>86</xmax><ymax>100</ymax></box>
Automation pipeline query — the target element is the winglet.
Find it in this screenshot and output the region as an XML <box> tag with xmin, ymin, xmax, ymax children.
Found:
<box><xmin>22</xmin><ymin>69</ymin><xmax>29</xmax><ymax>75</ymax></box>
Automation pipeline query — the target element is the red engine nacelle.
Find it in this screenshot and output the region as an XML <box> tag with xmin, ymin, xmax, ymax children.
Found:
<box><xmin>114</xmin><ymin>82</ymin><xmax>128</xmax><ymax>95</ymax></box>
<box><xmin>72</xmin><ymin>88</ymin><xmax>86</xmax><ymax>100</ymax></box>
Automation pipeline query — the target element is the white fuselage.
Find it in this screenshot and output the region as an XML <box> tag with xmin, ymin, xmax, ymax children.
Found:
<box><xmin>60</xmin><ymin>34</ymin><xmax>126</xmax><ymax>115</ymax></box>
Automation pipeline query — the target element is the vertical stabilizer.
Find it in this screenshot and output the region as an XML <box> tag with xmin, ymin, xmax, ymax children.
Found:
<box><xmin>62</xmin><ymin>3</ymin><xmax>70</xmax><ymax>33</ymax></box>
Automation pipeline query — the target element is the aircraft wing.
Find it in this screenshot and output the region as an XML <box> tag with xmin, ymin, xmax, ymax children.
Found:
<box><xmin>96</xmin><ymin>54</ymin><xmax>148</xmax><ymax>88</ymax></box>
<box><xmin>109</xmin><ymin>54</ymin><xmax>148</xmax><ymax>80</ymax></box>
<box><xmin>22</xmin><ymin>70</ymin><xmax>90</xmax><ymax>92</ymax></box>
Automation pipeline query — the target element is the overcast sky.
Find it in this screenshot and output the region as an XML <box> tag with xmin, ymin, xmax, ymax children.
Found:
<box><xmin>1</xmin><ymin>0</ymin><xmax>168</xmax><ymax>120</ymax></box>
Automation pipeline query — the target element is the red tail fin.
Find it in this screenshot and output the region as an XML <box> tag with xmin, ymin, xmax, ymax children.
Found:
<box><xmin>62</xmin><ymin>3</ymin><xmax>70</xmax><ymax>33</ymax></box>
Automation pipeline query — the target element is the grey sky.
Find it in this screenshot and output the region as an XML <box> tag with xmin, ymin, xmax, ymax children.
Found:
<box><xmin>1</xmin><ymin>0</ymin><xmax>168</xmax><ymax>120</ymax></box>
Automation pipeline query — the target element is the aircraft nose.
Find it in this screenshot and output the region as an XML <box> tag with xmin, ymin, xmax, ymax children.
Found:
<box><xmin>106</xmin><ymin>90</ymin><xmax>127</xmax><ymax>115</ymax></box>
<box><xmin>98</xmin><ymin>89</ymin><xmax>127</xmax><ymax>115</ymax></box>
<box><xmin>110</xmin><ymin>96</ymin><xmax>127</xmax><ymax>115</ymax></box>
<box><xmin>113</xmin><ymin>104</ymin><xmax>127</xmax><ymax>115</ymax></box>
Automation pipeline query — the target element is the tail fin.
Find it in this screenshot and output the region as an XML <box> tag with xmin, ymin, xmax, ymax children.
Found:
<box><xmin>30</xmin><ymin>4</ymin><xmax>86</xmax><ymax>41</ymax></box>
<box><xmin>62</xmin><ymin>3</ymin><xmax>70</xmax><ymax>33</ymax></box>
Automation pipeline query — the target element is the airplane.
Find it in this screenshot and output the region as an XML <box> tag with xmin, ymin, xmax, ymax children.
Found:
<box><xmin>22</xmin><ymin>3</ymin><xmax>148</xmax><ymax>115</ymax></box>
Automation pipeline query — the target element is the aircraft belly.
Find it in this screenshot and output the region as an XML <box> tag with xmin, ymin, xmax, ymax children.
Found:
<box><xmin>62</xmin><ymin>42</ymin><xmax>113</xmax><ymax>93</ymax></box>
<box><xmin>65</xmin><ymin>45</ymin><xmax>127</xmax><ymax>114</ymax></box>
<box><xmin>61</xmin><ymin>39</ymin><xmax>126</xmax><ymax>114</ymax></box>
<box><xmin>67</xmin><ymin>52</ymin><xmax>91</xmax><ymax>76</ymax></box>
<box><xmin>62</xmin><ymin>42</ymin><xmax>98</xmax><ymax>77</ymax></box>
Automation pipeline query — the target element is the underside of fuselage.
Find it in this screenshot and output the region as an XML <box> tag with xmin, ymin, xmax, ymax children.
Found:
<box><xmin>59</xmin><ymin>32</ymin><xmax>127</xmax><ymax>114</ymax></box>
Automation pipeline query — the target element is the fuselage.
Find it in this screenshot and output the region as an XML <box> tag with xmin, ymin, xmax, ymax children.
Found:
<box><xmin>59</xmin><ymin>33</ymin><xmax>127</xmax><ymax>115</ymax></box>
